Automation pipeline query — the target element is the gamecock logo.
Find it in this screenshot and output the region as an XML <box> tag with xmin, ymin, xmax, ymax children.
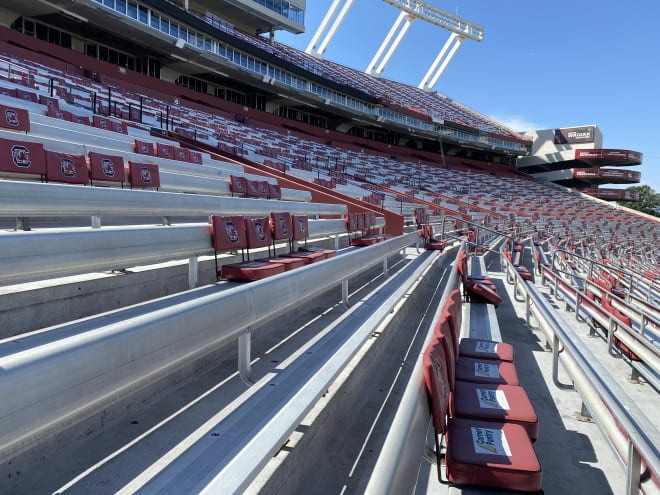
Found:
<box><xmin>61</xmin><ymin>158</ymin><xmax>76</xmax><ymax>177</ymax></box>
<box><xmin>11</xmin><ymin>145</ymin><xmax>31</xmax><ymax>168</ymax></box>
<box><xmin>5</xmin><ymin>109</ymin><xmax>20</xmax><ymax>127</ymax></box>
<box><xmin>225</xmin><ymin>221</ymin><xmax>239</xmax><ymax>243</ymax></box>
<box><xmin>101</xmin><ymin>159</ymin><xmax>115</xmax><ymax>177</ymax></box>
<box><xmin>140</xmin><ymin>167</ymin><xmax>152</xmax><ymax>183</ymax></box>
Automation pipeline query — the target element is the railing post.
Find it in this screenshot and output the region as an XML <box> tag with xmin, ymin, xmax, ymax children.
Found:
<box><xmin>188</xmin><ymin>256</ymin><xmax>198</xmax><ymax>289</ymax></box>
<box><xmin>342</xmin><ymin>278</ymin><xmax>349</xmax><ymax>306</ymax></box>
<box><xmin>238</xmin><ymin>329</ymin><xmax>254</xmax><ymax>386</ymax></box>
<box><xmin>383</xmin><ymin>257</ymin><xmax>388</xmax><ymax>276</ymax></box>
<box><xmin>625</xmin><ymin>442</ymin><xmax>642</xmax><ymax>495</ymax></box>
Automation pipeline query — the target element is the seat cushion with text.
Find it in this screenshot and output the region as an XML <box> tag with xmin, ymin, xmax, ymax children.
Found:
<box><xmin>45</xmin><ymin>151</ymin><xmax>88</xmax><ymax>185</ymax></box>
<box><xmin>445</xmin><ymin>418</ymin><xmax>542</xmax><ymax>492</ymax></box>
<box><xmin>454</xmin><ymin>357</ymin><xmax>519</xmax><ymax>386</ymax></box>
<box><xmin>458</xmin><ymin>338</ymin><xmax>514</xmax><ymax>362</ymax></box>
<box><xmin>88</xmin><ymin>151</ymin><xmax>125</xmax><ymax>184</ymax></box>
<box><xmin>0</xmin><ymin>137</ymin><xmax>45</xmax><ymax>177</ymax></box>
<box><xmin>451</xmin><ymin>381</ymin><xmax>538</xmax><ymax>440</ymax></box>
<box><xmin>157</xmin><ymin>142</ymin><xmax>176</xmax><ymax>159</ymax></box>
<box><xmin>423</xmin><ymin>337</ymin><xmax>542</xmax><ymax>491</ymax></box>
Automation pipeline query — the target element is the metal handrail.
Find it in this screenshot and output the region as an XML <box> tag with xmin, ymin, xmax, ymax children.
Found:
<box><xmin>0</xmin><ymin>231</ymin><xmax>422</xmax><ymax>463</ymax></box>
<box><xmin>363</xmin><ymin>243</ymin><xmax>464</xmax><ymax>495</ymax></box>
<box><xmin>504</xmin><ymin>258</ymin><xmax>659</xmax><ymax>495</ymax></box>
<box><xmin>0</xmin><ymin>180</ymin><xmax>346</xmax><ymax>219</ymax></box>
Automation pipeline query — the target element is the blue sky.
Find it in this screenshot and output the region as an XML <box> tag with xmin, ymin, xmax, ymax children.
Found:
<box><xmin>278</xmin><ymin>0</ymin><xmax>660</xmax><ymax>192</ymax></box>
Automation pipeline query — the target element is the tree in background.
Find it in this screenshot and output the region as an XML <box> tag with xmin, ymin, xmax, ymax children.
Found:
<box><xmin>620</xmin><ymin>185</ymin><xmax>660</xmax><ymax>217</ymax></box>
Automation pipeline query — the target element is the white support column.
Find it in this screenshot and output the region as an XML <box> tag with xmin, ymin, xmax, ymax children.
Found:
<box><xmin>366</xmin><ymin>11</ymin><xmax>413</xmax><ymax>76</ymax></box>
<box><xmin>306</xmin><ymin>0</ymin><xmax>355</xmax><ymax>58</ymax></box>
<box><xmin>418</xmin><ymin>32</ymin><xmax>463</xmax><ymax>90</ymax></box>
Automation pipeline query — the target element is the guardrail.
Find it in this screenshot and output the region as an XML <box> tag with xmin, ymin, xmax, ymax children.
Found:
<box><xmin>0</xmin><ymin>231</ymin><xmax>422</xmax><ymax>465</ymax></box>
<box><xmin>0</xmin><ymin>218</ymin><xmax>357</xmax><ymax>287</ymax></box>
<box><xmin>505</xmin><ymin>258</ymin><xmax>659</xmax><ymax>495</ymax></box>
<box><xmin>0</xmin><ymin>180</ymin><xmax>346</xmax><ymax>226</ymax></box>
<box><xmin>363</xmin><ymin>244</ymin><xmax>463</xmax><ymax>495</ymax></box>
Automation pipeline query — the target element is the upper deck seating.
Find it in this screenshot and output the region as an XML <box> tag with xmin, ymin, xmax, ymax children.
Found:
<box><xmin>423</xmin><ymin>336</ymin><xmax>542</xmax><ymax>491</ymax></box>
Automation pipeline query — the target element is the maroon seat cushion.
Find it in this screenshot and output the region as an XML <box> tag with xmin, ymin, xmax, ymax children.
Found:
<box><xmin>459</xmin><ymin>338</ymin><xmax>514</xmax><ymax>362</ymax></box>
<box><xmin>467</xmin><ymin>282</ymin><xmax>502</xmax><ymax>306</ymax></box>
<box><xmin>350</xmin><ymin>236</ymin><xmax>379</xmax><ymax>246</ymax></box>
<box><xmin>446</xmin><ymin>418</ymin><xmax>542</xmax><ymax>492</ymax></box>
<box><xmin>298</xmin><ymin>246</ymin><xmax>336</xmax><ymax>259</ymax></box>
<box><xmin>220</xmin><ymin>260</ymin><xmax>285</xmax><ymax>281</ymax></box>
<box><xmin>451</xmin><ymin>382</ymin><xmax>538</xmax><ymax>440</ymax></box>
<box><xmin>454</xmin><ymin>357</ymin><xmax>519</xmax><ymax>386</ymax></box>
<box><xmin>269</xmin><ymin>256</ymin><xmax>306</xmax><ymax>271</ymax></box>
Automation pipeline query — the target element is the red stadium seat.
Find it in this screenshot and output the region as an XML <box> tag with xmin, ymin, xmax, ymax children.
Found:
<box><xmin>45</xmin><ymin>150</ymin><xmax>88</xmax><ymax>185</ymax></box>
<box><xmin>230</xmin><ymin>174</ymin><xmax>248</xmax><ymax>196</ymax></box>
<box><xmin>39</xmin><ymin>95</ymin><xmax>59</xmax><ymax>109</ymax></box>
<box><xmin>0</xmin><ymin>137</ymin><xmax>46</xmax><ymax>178</ymax></box>
<box><xmin>0</xmin><ymin>104</ymin><xmax>30</xmax><ymax>133</ymax></box>
<box><xmin>174</xmin><ymin>147</ymin><xmax>190</xmax><ymax>162</ymax></box>
<box><xmin>88</xmin><ymin>151</ymin><xmax>126</xmax><ymax>185</ymax></box>
<box><xmin>443</xmin><ymin>289</ymin><xmax>513</xmax><ymax>362</ymax></box>
<box><xmin>211</xmin><ymin>216</ymin><xmax>285</xmax><ymax>281</ymax></box>
<box><xmin>47</xmin><ymin>106</ymin><xmax>72</xmax><ymax>121</ymax></box>
<box><xmin>134</xmin><ymin>139</ymin><xmax>155</xmax><ymax>156</ymax></box>
<box><xmin>188</xmin><ymin>150</ymin><xmax>203</xmax><ymax>164</ymax></box>
<box><xmin>128</xmin><ymin>161</ymin><xmax>160</xmax><ymax>189</ymax></box>
<box><xmin>423</xmin><ymin>338</ymin><xmax>542</xmax><ymax>491</ymax></box>
<box><xmin>156</xmin><ymin>142</ymin><xmax>176</xmax><ymax>159</ymax></box>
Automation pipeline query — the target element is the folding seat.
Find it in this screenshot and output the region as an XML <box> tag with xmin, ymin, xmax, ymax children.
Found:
<box><xmin>134</xmin><ymin>139</ymin><xmax>155</xmax><ymax>156</ymax></box>
<box><xmin>188</xmin><ymin>150</ymin><xmax>203</xmax><ymax>164</ymax></box>
<box><xmin>211</xmin><ymin>216</ymin><xmax>285</xmax><ymax>282</ymax></box>
<box><xmin>47</xmin><ymin>105</ymin><xmax>72</xmax><ymax>121</ymax></box>
<box><xmin>443</xmin><ymin>289</ymin><xmax>514</xmax><ymax>362</ymax></box>
<box><xmin>457</xmin><ymin>252</ymin><xmax>501</xmax><ymax>306</ymax></box>
<box><xmin>88</xmin><ymin>151</ymin><xmax>126</xmax><ymax>185</ymax></box>
<box><xmin>288</xmin><ymin>215</ymin><xmax>334</xmax><ymax>262</ymax></box>
<box><xmin>423</xmin><ymin>338</ymin><xmax>542</xmax><ymax>491</ymax></box>
<box><xmin>266</xmin><ymin>212</ymin><xmax>307</xmax><ymax>271</ymax></box>
<box><xmin>268</xmin><ymin>182</ymin><xmax>282</xmax><ymax>199</ymax></box>
<box><xmin>128</xmin><ymin>161</ymin><xmax>159</xmax><ymax>189</ymax></box>
<box><xmin>157</xmin><ymin>142</ymin><xmax>176</xmax><ymax>159</ymax></box>
<box><xmin>45</xmin><ymin>150</ymin><xmax>88</xmax><ymax>185</ymax></box>
<box><xmin>435</xmin><ymin>317</ymin><xmax>518</xmax><ymax>387</ymax></box>
<box><xmin>229</xmin><ymin>174</ymin><xmax>248</xmax><ymax>196</ymax></box>
<box><xmin>0</xmin><ymin>103</ymin><xmax>30</xmax><ymax>133</ymax></box>
<box><xmin>174</xmin><ymin>147</ymin><xmax>190</xmax><ymax>162</ymax></box>
<box><xmin>0</xmin><ymin>136</ymin><xmax>46</xmax><ymax>178</ymax></box>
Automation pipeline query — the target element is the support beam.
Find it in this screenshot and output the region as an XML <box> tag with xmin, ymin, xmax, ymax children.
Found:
<box><xmin>366</xmin><ymin>11</ymin><xmax>414</xmax><ymax>76</ymax></box>
<box><xmin>418</xmin><ymin>32</ymin><xmax>463</xmax><ymax>90</ymax></box>
<box><xmin>306</xmin><ymin>0</ymin><xmax>355</xmax><ymax>58</ymax></box>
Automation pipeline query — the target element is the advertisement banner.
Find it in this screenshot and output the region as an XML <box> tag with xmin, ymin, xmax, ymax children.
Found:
<box><xmin>554</xmin><ymin>126</ymin><xmax>595</xmax><ymax>144</ymax></box>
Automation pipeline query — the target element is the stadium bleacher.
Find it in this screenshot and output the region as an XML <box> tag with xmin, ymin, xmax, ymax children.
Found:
<box><xmin>0</xmin><ymin>6</ymin><xmax>657</xmax><ymax>494</ymax></box>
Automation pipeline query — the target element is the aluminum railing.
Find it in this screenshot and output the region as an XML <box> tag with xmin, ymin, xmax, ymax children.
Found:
<box><xmin>363</xmin><ymin>244</ymin><xmax>463</xmax><ymax>495</ymax></box>
<box><xmin>0</xmin><ymin>180</ymin><xmax>345</xmax><ymax>223</ymax></box>
<box><xmin>0</xmin><ymin>231</ymin><xmax>421</xmax><ymax>465</ymax></box>
<box><xmin>504</xmin><ymin>258</ymin><xmax>659</xmax><ymax>495</ymax></box>
<box><xmin>0</xmin><ymin>218</ymin><xmax>358</xmax><ymax>286</ymax></box>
